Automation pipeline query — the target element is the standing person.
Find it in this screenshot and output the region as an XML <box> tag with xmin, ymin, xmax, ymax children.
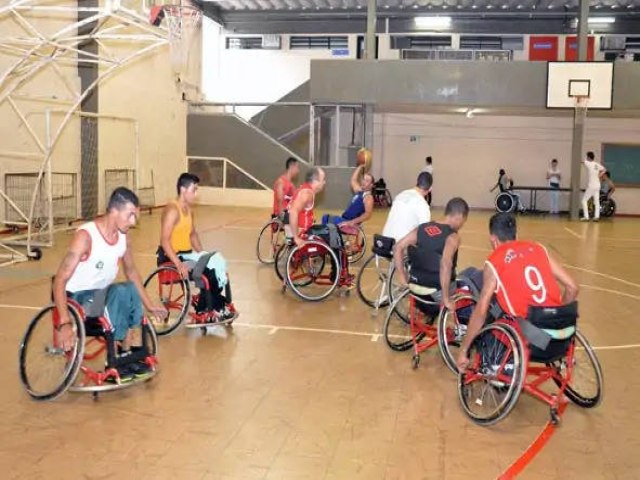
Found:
<box><xmin>287</xmin><ymin>167</ymin><xmax>327</xmax><ymax>247</ymax></box>
<box><xmin>273</xmin><ymin>157</ymin><xmax>299</xmax><ymax>219</ymax></box>
<box><xmin>422</xmin><ymin>156</ymin><xmax>434</xmax><ymax>205</ymax></box>
<box><xmin>159</xmin><ymin>173</ymin><xmax>238</xmax><ymax>322</ymax></box>
<box><xmin>581</xmin><ymin>151</ymin><xmax>606</xmax><ymax>222</ymax></box>
<box><xmin>382</xmin><ymin>172</ymin><xmax>432</xmax><ymax>242</ymax></box>
<box><xmin>53</xmin><ymin>188</ymin><xmax>167</xmax><ymax>381</ymax></box>
<box><xmin>547</xmin><ymin>159</ymin><xmax>562</xmax><ymax>214</ymax></box>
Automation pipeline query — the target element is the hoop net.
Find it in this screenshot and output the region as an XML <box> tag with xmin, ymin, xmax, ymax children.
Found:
<box><xmin>163</xmin><ymin>4</ymin><xmax>202</xmax><ymax>75</ymax></box>
<box><xmin>573</xmin><ymin>95</ymin><xmax>590</xmax><ymax>112</ymax></box>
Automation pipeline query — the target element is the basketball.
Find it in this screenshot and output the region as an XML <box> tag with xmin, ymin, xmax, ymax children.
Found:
<box><xmin>357</xmin><ymin>148</ymin><xmax>372</xmax><ymax>172</ymax></box>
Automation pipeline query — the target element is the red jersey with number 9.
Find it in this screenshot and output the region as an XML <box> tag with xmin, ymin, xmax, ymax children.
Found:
<box><xmin>486</xmin><ymin>240</ymin><xmax>563</xmax><ymax>318</ymax></box>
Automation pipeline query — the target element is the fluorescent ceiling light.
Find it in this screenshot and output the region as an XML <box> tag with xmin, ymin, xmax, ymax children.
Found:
<box><xmin>588</xmin><ymin>16</ymin><xmax>616</xmax><ymax>23</ymax></box>
<box><xmin>414</xmin><ymin>16</ymin><xmax>452</xmax><ymax>28</ymax></box>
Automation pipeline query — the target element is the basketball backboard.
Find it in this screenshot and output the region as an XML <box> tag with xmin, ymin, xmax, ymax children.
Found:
<box><xmin>546</xmin><ymin>61</ymin><xmax>614</xmax><ymax>110</ymax></box>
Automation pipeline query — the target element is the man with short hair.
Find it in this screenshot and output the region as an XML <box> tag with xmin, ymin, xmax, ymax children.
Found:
<box><xmin>322</xmin><ymin>165</ymin><xmax>374</xmax><ymax>228</ymax></box>
<box><xmin>456</xmin><ymin>212</ymin><xmax>579</xmax><ymax>370</ymax></box>
<box><xmin>287</xmin><ymin>167</ymin><xmax>326</xmax><ymax>247</ymax></box>
<box><xmin>159</xmin><ymin>173</ymin><xmax>238</xmax><ymax>322</ymax></box>
<box><xmin>273</xmin><ymin>157</ymin><xmax>299</xmax><ymax>218</ymax></box>
<box><xmin>382</xmin><ymin>171</ymin><xmax>432</xmax><ymax>242</ymax></box>
<box><xmin>393</xmin><ymin>197</ymin><xmax>470</xmax><ymax>313</ymax></box>
<box><xmin>581</xmin><ymin>151</ymin><xmax>606</xmax><ymax>222</ymax></box>
<box><xmin>53</xmin><ymin>187</ymin><xmax>167</xmax><ymax>381</ymax></box>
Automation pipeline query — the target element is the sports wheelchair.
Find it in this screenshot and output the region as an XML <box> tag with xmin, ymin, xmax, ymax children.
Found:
<box><xmin>274</xmin><ymin>224</ymin><xmax>355</xmax><ymax>302</ymax></box>
<box><xmin>495</xmin><ymin>191</ymin><xmax>523</xmax><ymax>213</ymax></box>
<box><xmin>586</xmin><ymin>194</ymin><xmax>616</xmax><ymax>218</ymax></box>
<box><xmin>256</xmin><ymin>213</ymin><xmax>287</xmax><ymax>264</ymax></box>
<box><xmin>144</xmin><ymin>251</ymin><xmax>236</xmax><ymax>336</ymax></box>
<box><xmin>372</xmin><ymin>178</ymin><xmax>392</xmax><ymax>208</ymax></box>
<box><xmin>457</xmin><ymin>302</ymin><xmax>603</xmax><ymax>426</ymax></box>
<box><xmin>383</xmin><ymin>271</ymin><xmax>487</xmax><ymax>373</ymax></box>
<box><xmin>19</xmin><ymin>287</ymin><xmax>158</xmax><ymax>401</ymax></box>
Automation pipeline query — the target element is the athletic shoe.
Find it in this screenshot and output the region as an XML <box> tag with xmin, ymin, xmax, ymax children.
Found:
<box><xmin>128</xmin><ymin>361</ymin><xmax>153</xmax><ymax>379</ymax></box>
<box><xmin>106</xmin><ymin>364</ymin><xmax>134</xmax><ymax>384</ymax></box>
<box><xmin>580</xmin><ymin>217</ymin><xmax>589</xmax><ymax>222</ymax></box>
<box><xmin>222</xmin><ymin>305</ymin><xmax>238</xmax><ymax>321</ymax></box>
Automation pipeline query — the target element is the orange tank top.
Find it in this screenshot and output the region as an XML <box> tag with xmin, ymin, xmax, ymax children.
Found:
<box><xmin>170</xmin><ymin>201</ymin><xmax>193</xmax><ymax>252</ymax></box>
<box><xmin>291</xmin><ymin>183</ymin><xmax>314</xmax><ymax>232</ymax></box>
<box><xmin>486</xmin><ymin>240</ymin><xmax>563</xmax><ymax>318</ymax></box>
<box><xmin>273</xmin><ymin>175</ymin><xmax>296</xmax><ymax>215</ymax></box>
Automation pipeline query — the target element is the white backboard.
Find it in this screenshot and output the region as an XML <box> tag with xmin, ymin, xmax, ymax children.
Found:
<box><xmin>546</xmin><ymin>61</ymin><xmax>614</xmax><ymax>110</ymax></box>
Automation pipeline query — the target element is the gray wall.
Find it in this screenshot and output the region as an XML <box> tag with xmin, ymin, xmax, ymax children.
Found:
<box><xmin>250</xmin><ymin>81</ymin><xmax>310</xmax><ymax>142</ymax></box>
<box><xmin>310</xmin><ymin>60</ymin><xmax>640</xmax><ymax>111</ymax></box>
<box><xmin>187</xmin><ymin>112</ymin><xmax>352</xmax><ymax>210</ymax></box>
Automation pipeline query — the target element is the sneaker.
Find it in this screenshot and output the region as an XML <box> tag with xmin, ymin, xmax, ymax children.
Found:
<box><xmin>128</xmin><ymin>361</ymin><xmax>153</xmax><ymax>379</ymax></box>
<box><xmin>223</xmin><ymin>303</ymin><xmax>239</xmax><ymax>321</ymax></box>
<box><xmin>580</xmin><ymin>217</ymin><xmax>589</xmax><ymax>222</ymax></box>
<box><xmin>106</xmin><ymin>364</ymin><xmax>134</xmax><ymax>384</ymax></box>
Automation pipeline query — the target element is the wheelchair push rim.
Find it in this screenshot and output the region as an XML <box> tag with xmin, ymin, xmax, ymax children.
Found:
<box><xmin>285</xmin><ymin>240</ymin><xmax>340</xmax><ymax>301</ymax></box>
<box><xmin>19</xmin><ymin>304</ymin><xmax>85</xmax><ymax>401</ymax></box>
<box><xmin>458</xmin><ymin>322</ymin><xmax>526</xmax><ymax>425</ymax></box>
<box><xmin>143</xmin><ymin>265</ymin><xmax>190</xmax><ymax>336</ymax></box>
<box><xmin>257</xmin><ymin>218</ymin><xmax>285</xmax><ymax>264</ymax></box>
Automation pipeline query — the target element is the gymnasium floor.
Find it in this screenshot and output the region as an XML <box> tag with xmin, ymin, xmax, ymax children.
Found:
<box><xmin>0</xmin><ymin>205</ymin><xmax>638</xmax><ymax>479</ymax></box>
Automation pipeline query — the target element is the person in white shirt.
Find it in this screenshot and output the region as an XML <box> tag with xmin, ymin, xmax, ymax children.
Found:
<box><xmin>581</xmin><ymin>151</ymin><xmax>606</xmax><ymax>222</ymax></box>
<box><xmin>547</xmin><ymin>159</ymin><xmax>562</xmax><ymax>214</ymax></box>
<box><xmin>421</xmin><ymin>157</ymin><xmax>433</xmax><ymax>205</ymax></box>
<box><xmin>382</xmin><ymin>172</ymin><xmax>432</xmax><ymax>242</ymax></box>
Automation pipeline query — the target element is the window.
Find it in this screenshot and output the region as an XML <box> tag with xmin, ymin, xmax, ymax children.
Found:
<box><xmin>226</xmin><ymin>37</ymin><xmax>263</xmax><ymax>50</ymax></box>
<box><xmin>391</xmin><ymin>35</ymin><xmax>452</xmax><ymax>49</ymax></box>
<box><xmin>460</xmin><ymin>35</ymin><xmax>523</xmax><ymax>51</ymax></box>
<box><xmin>289</xmin><ymin>36</ymin><xmax>349</xmax><ymax>50</ymax></box>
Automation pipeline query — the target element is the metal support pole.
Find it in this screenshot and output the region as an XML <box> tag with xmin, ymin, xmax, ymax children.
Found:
<box><xmin>335</xmin><ymin>105</ymin><xmax>341</xmax><ymax>167</ymax></box>
<box><xmin>569</xmin><ymin>0</ymin><xmax>590</xmax><ymax>220</ymax></box>
<box><xmin>309</xmin><ymin>104</ymin><xmax>315</xmax><ymax>165</ymax></box>
<box><xmin>366</xmin><ymin>0</ymin><xmax>376</xmax><ymax>60</ymax></box>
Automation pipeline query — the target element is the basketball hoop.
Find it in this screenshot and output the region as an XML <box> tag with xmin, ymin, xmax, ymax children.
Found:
<box><xmin>157</xmin><ymin>4</ymin><xmax>202</xmax><ymax>76</ymax></box>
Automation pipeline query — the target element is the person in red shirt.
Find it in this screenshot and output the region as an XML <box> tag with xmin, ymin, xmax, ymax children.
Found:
<box><xmin>287</xmin><ymin>167</ymin><xmax>326</xmax><ymax>247</ymax></box>
<box><xmin>457</xmin><ymin>212</ymin><xmax>578</xmax><ymax>370</ymax></box>
<box><xmin>273</xmin><ymin>157</ymin><xmax>299</xmax><ymax>218</ymax></box>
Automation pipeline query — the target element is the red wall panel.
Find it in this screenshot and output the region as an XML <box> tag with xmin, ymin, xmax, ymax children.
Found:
<box><xmin>529</xmin><ymin>36</ymin><xmax>559</xmax><ymax>61</ymax></box>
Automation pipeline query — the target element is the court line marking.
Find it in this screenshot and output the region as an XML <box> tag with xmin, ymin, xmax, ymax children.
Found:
<box><xmin>579</xmin><ymin>284</ymin><xmax>640</xmax><ymax>301</ymax></box>
<box><xmin>1</xmin><ymin>303</ymin><xmax>638</xmax><ymax>351</ymax></box>
<box><xmin>565</xmin><ymin>265</ymin><xmax>640</xmax><ymax>289</ymax></box>
<box><xmin>563</xmin><ymin>227</ymin><xmax>584</xmax><ymax>240</ymax></box>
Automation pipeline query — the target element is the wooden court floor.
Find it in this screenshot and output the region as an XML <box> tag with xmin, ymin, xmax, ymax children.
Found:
<box><xmin>0</xmin><ymin>205</ymin><xmax>639</xmax><ymax>479</ymax></box>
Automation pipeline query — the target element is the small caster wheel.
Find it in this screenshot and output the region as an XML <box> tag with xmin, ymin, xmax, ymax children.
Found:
<box><xmin>550</xmin><ymin>408</ymin><xmax>560</xmax><ymax>425</ymax></box>
<box><xmin>201</xmin><ymin>327</ymin><xmax>207</xmax><ymax>335</ymax></box>
<box><xmin>412</xmin><ymin>354</ymin><xmax>420</xmax><ymax>369</ymax></box>
<box><xmin>281</xmin><ymin>285</ymin><xmax>287</xmax><ymax>294</ymax></box>
<box><xmin>92</xmin><ymin>391</ymin><xmax>99</xmax><ymax>401</ymax></box>
<box><xmin>28</xmin><ymin>247</ymin><xmax>42</xmax><ymax>261</ymax></box>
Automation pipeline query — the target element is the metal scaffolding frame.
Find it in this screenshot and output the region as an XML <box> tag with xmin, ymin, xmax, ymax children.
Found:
<box><xmin>0</xmin><ymin>0</ymin><xmax>169</xmax><ymax>266</ymax></box>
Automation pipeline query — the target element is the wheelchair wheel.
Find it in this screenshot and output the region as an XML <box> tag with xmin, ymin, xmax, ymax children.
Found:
<box><xmin>383</xmin><ymin>289</ymin><xmax>425</xmax><ymax>352</ymax></box>
<box><xmin>356</xmin><ymin>254</ymin><xmax>391</xmax><ymax>308</ymax></box>
<box><xmin>386</xmin><ymin>256</ymin><xmax>410</xmax><ymax>321</ymax></box>
<box><xmin>343</xmin><ymin>224</ymin><xmax>367</xmax><ymax>264</ymax></box>
<box><xmin>143</xmin><ymin>266</ymin><xmax>190</xmax><ymax>336</ymax></box>
<box><xmin>384</xmin><ymin>189</ymin><xmax>392</xmax><ymax>207</ymax></box>
<box><xmin>458</xmin><ymin>322</ymin><xmax>526</xmax><ymax>425</ymax></box>
<box><xmin>495</xmin><ymin>192</ymin><xmax>515</xmax><ymax>213</ymax></box>
<box><xmin>437</xmin><ymin>293</ymin><xmax>476</xmax><ymax>374</ymax></box>
<box><xmin>274</xmin><ymin>243</ymin><xmax>292</xmax><ymax>282</ymax></box>
<box><xmin>553</xmin><ymin>330</ymin><xmax>603</xmax><ymax>408</ymax></box>
<box><xmin>601</xmin><ymin>198</ymin><xmax>616</xmax><ymax>218</ymax></box>
<box><xmin>19</xmin><ymin>304</ymin><xmax>85</xmax><ymax>401</ymax></box>
<box><xmin>257</xmin><ymin>219</ymin><xmax>285</xmax><ymax>264</ymax></box>
<box><xmin>286</xmin><ymin>240</ymin><xmax>339</xmax><ymax>301</ymax></box>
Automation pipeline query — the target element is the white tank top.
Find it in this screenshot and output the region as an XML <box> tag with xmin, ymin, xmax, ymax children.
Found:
<box><xmin>66</xmin><ymin>221</ymin><xmax>127</xmax><ymax>293</ymax></box>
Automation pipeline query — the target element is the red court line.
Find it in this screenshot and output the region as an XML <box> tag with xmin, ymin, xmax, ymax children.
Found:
<box><xmin>498</xmin><ymin>402</ymin><xmax>567</xmax><ymax>479</ymax></box>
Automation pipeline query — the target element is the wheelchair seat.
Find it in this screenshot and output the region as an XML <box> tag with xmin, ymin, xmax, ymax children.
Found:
<box><xmin>523</xmin><ymin>302</ymin><xmax>578</xmax><ymax>363</ymax></box>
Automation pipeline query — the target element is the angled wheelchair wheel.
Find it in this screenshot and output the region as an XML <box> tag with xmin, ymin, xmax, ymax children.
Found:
<box><xmin>144</xmin><ymin>266</ymin><xmax>190</xmax><ymax>336</ymax></box>
<box><xmin>458</xmin><ymin>322</ymin><xmax>526</xmax><ymax>426</ymax></box>
<box><xmin>19</xmin><ymin>304</ymin><xmax>85</xmax><ymax>401</ymax></box>
<box><xmin>257</xmin><ymin>218</ymin><xmax>285</xmax><ymax>264</ymax></box>
<box><xmin>601</xmin><ymin>198</ymin><xmax>616</xmax><ymax>218</ymax></box>
<box><xmin>286</xmin><ymin>240</ymin><xmax>339</xmax><ymax>302</ymax></box>
<box><xmin>437</xmin><ymin>293</ymin><xmax>476</xmax><ymax>374</ymax></box>
<box><xmin>274</xmin><ymin>243</ymin><xmax>293</xmax><ymax>282</ymax></box>
<box><xmin>343</xmin><ymin>224</ymin><xmax>367</xmax><ymax>264</ymax></box>
<box><xmin>386</xmin><ymin>256</ymin><xmax>410</xmax><ymax>321</ymax></box>
<box><xmin>356</xmin><ymin>254</ymin><xmax>391</xmax><ymax>308</ymax></box>
<box><xmin>383</xmin><ymin>289</ymin><xmax>425</xmax><ymax>352</ymax></box>
<box><xmin>553</xmin><ymin>330</ymin><xmax>603</xmax><ymax>408</ymax></box>
<box><xmin>495</xmin><ymin>192</ymin><xmax>515</xmax><ymax>213</ymax></box>
<box><xmin>384</xmin><ymin>189</ymin><xmax>392</xmax><ymax>207</ymax></box>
